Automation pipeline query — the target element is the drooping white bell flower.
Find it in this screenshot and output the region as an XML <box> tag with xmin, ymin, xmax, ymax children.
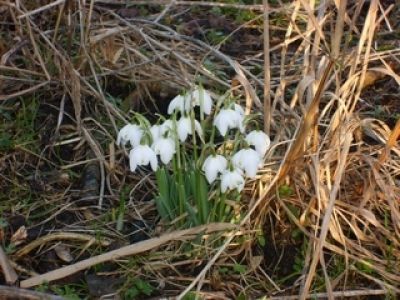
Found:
<box><xmin>232</xmin><ymin>148</ymin><xmax>262</xmax><ymax>178</ymax></box>
<box><xmin>129</xmin><ymin>145</ymin><xmax>158</xmax><ymax>172</ymax></box>
<box><xmin>220</xmin><ymin>169</ymin><xmax>245</xmax><ymax>193</ymax></box>
<box><xmin>117</xmin><ymin>124</ymin><xmax>143</xmax><ymax>147</ymax></box>
<box><xmin>152</xmin><ymin>137</ymin><xmax>176</xmax><ymax>165</ymax></box>
<box><xmin>150</xmin><ymin>124</ymin><xmax>162</xmax><ymax>142</ymax></box>
<box><xmin>160</xmin><ymin>119</ymin><xmax>174</xmax><ymax>135</ymax></box>
<box><xmin>167</xmin><ymin>94</ymin><xmax>187</xmax><ymax>115</ymax></box>
<box><xmin>177</xmin><ymin>117</ymin><xmax>203</xmax><ymax>142</ymax></box>
<box><xmin>202</xmin><ymin>154</ymin><xmax>228</xmax><ymax>184</ymax></box>
<box><xmin>234</xmin><ymin>103</ymin><xmax>245</xmax><ymax>116</ymax></box>
<box><xmin>189</xmin><ymin>86</ymin><xmax>213</xmax><ymax>115</ymax></box>
<box><xmin>213</xmin><ymin>109</ymin><xmax>245</xmax><ymax>136</ymax></box>
<box><xmin>245</xmin><ymin>130</ymin><xmax>271</xmax><ymax>157</ymax></box>
<box><xmin>151</xmin><ymin>120</ymin><xmax>174</xmax><ymax>142</ymax></box>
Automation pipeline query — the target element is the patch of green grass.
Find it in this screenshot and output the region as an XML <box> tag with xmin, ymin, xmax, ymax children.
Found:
<box><xmin>50</xmin><ymin>284</ymin><xmax>83</xmax><ymax>300</ymax></box>
<box><xmin>0</xmin><ymin>132</ymin><xmax>13</xmax><ymax>152</ymax></box>
<box><xmin>203</xmin><ymin>59</ymin><xmax>229</xmax><ymax>81</ymax></box>
<box><xmin>278</xmin><ymin>184</ymin><xmax>294</xmax><ymax>197</ymax></box>
<box><xmin>14</xmin><ymin>98</ymin><xmax>40</xmax><ymax>148</ymax></box>
<box><xmin>270</xmin><ymin>12</ymin><xmax>290</xmax><ymax>27</ymax></box>
<box><xmin>122</xmin><ymin>277</ymin><xmax>155</xmax><ymax>299</ymax></box>
<box><xmin>0</xmin><ymin>106</ymin><xmax>13</xmax><ymax>121</ymax></box>
<box><xmin>35</xmin><ymin>282</ymin><xmax>50</xmax><ymax>294</ymax></box>
<box><xmin>312</xmin><ymin>255</ymin><xmax>346</xmax><ymax>292</ymax></box>
<box><xmin>0</xmin><ymin>97</ymin><xmax>40</xmax><ymax>154</ymax></box>
<box><xmin>210</xmin><ymin>2</ymin><xmax>259</xmax><ymax>24</ymax></box>
<box><xmin>376</xmin><ymin>44</ymin><xmax>396</xmax><ymax>51</ymax></box>
<box><xmin>106</xmin><ymin>93</ymin><xmax>123</xmax><ymax>109</ymax></box>
<box><xmin>206</xmin><ymin>29</ymin><xmax>228</xmax><ymax>45</ymax></box>
<box><xmin>292</xmin><ymin>240</ymin><xmax>307</xmax><ymax>274</ymax></box>
<box><xmin>36</xmin><ymin>282</ymin><xmax>87</xmax><ymax>299</ymax></box>
<box><xmin>256</xmin><ymin>227</ymin><xmax>266</xmax><ymax>247</ymax></box>
<box><xmin>182</xmin><ymin>292</ymin><xmax>198</xmax><ymax>300</ymax></box>
<box><xmin>383</xmin><ymin>210</ymin><xmax>397</xmax><ymax>272</ymax></box>
<box><xmin>218</xmin><ymin>263</ymin><xmax>248</xmax><ymax>276</ymax></box>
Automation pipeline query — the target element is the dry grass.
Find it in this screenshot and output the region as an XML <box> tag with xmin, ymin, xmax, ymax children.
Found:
<box><xmin>0</xmin><ymin>0</ymin><xmax>399</xmax><ymax>299</ymax></box>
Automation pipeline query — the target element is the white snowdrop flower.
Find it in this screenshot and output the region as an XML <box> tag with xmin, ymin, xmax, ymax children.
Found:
<box><xmin>129</xmin><ymin>145</ymin><xmax>158</xmax><ymax>172</ymax></box>
<box><xmin>213</xmin><ymin>109</ymin><xmax>245</xmax><ymax>136</ymax></box>
<box><xmin>232</xmin><ymin>148</ymin><xmax>261</xmax><ymax>178</ymax></box>
<box><xmin>245</xmin><ymin>130</ymin><xmax>271</xmax><ymax>157</ymax></box>
<box><xmin>177</xmin><ymin>117</ymin><xmax>203</xmax><ymax>142</ymax></box>
<box><xmin>202</xmin><ymin>154</ymin><xmax>228</xmax><ymax>184</ymax></box>
<box><xmin>167</xmin><ymin>94</ymin><xmax>187</xmax><ymax>115</ymax></box>
<box><xmin>117</xmin><ymin>124</ymin><xmax>143</xmax><ymax>147</ymax></box>
<box><xmin>220</xmin><ymin>169</ymin><xmax>245</xmax><ymax>193</ymax></box>
<box><xmin>189</xmin><ymin>86</ymin><xmax>213</xmax><ymax>115</ymax></box>
<box><xmin>160</xmin><ymin>119</ymin><xmax>174</xmax><ymax>135</ymax></box>
<box><xmin>233</xmin><ymin>104</ymin><xmax>246</xmax><ymax>132</ymax></box>
<box><xmin>152</xmin><ymin>137</ymin><xmax>176</xmax><ymax>165</ymax></box>
<box><xmin>150</xmin><ymin>124</ymin><xmax>162</xmax><ymax>142</ymax></box>
<box><xmin>234</xmin><ymin>103</ymin><xmax>245</xmax><ymax>116</ymax></box>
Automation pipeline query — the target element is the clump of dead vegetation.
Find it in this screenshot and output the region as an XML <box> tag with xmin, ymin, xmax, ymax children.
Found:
<box><xmin>0</xmin><ymin>0</ymin><xmax>399</xmax><ymax>299</ymax></box>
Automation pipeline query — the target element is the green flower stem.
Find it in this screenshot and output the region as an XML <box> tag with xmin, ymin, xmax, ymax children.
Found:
<box><xmin>232</xmin><ymin>130</ymin><xmax>243</xmax><ymax>153</ymax></box>
<box><xmin>218</xmin><ymin>192</ymin><xmax>227</xmax><ymax>222</ymax></box>
<box><xmin>193</xmin><ymin>127</ymin><xmax>206</xmax><ymax>223</ymax></box>
<box><xmin>189</xmin><ymin>109</ymin><xmax>208</xmax><ymax>224</ymax></box>
<box><xmin>172</xmin><ymin>115</ymin><xmax>186</xmax><ymax>227</ymax></box>
<box><xmin>198</xmin><ymin>87</ymin><xmax>205</xmax><ymax>123</ymax></box>
<box><xmin>209</xmin><ymin>125</ymin><xmax>217</xmax><ymax>151</ymax></box>
<box><xmin>190</xmin><ymin>110</ymin><xmax>199</xmax><ymax>162</ymax></box>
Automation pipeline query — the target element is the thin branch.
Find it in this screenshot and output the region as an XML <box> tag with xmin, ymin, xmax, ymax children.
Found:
<box><xmin>263</xmin><ymin>0</ymin><xmax>271</xmax><ymax>134</ymax></box>
<box><xmin>0</xmin><ymin>246</ymin><xmax>18</xmax><ymax>284</ymax></box>
<box><xmin>0</xmin><ymin>285</ymin><xmax>64</xmax><ymax>300</ymax></box>
<box><xmin>20</xmin><ymin>223</ymin><xmax>236</xmax><ymax>288</ymax></box>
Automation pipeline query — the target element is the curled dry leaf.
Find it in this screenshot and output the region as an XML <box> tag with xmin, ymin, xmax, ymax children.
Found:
<box><xmin>54</xmin><ymin>244</ymin><xmax>74</xmax><ymax>263</ymax></box>
<box><xmin>10</xmin><ymin>226</ymin><xmax>27</xmax><ymax>246</ymax></box>
<box><xmin>249</xmin><ymin>255</ymin><xmax>263</xmax><ymax>272</ymax></box>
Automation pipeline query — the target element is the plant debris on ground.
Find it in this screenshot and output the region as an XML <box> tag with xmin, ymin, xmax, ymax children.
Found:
<box><xmin>0</xmin><ymin>0</ymin><xmax>399</xmax><ymax>299</ymax></box>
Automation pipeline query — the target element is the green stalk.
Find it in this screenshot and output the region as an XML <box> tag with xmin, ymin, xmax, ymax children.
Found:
<box><xmin>190</xmin><ymin>110</ymin><xmax>199</xmax><ymax>163</ymax></box>
<box><xmin>198</xmin><ymin>86</ymin><xmax>205</xmax><ymax>124</ymax></box>
<box><xmin>173</xmin><ymin>117</ymin><xmax>186</xmax><ymax>227</ymax></box>
<box><xmin>232</xmin><ymin>130</ymin><xmax>243</xmax><ymax>153</ymax></box>
<box><xmin>189</xmin><ymin>110</ymin><xmax>205</xmax><ymax>223</ymax></box>
<box><xmin>217</xmin><ymin>191</ymin><xmax>227</xmax><ymax>223</ymax></box>
<box><xmin>155</xmin><ymin>167</ymin><xmax>173</xmax><ymax>221</ymax></box>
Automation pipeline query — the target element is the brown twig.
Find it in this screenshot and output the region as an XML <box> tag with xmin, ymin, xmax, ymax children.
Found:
<box><xmin>0</xmin><ymin>285</ymin><xmax>64</xmax><ymax>300</ymax></box>
<box><xmin>95</xmin><ymin>0</ymin><xmax>267</xmax><ymax>11</ymax></box>
<box><xmin>20</xmin><ymin>223</ymin><xmax>236</xmax><ymax>288</ymax></box>
<box><xmin>277</xmin><ymin>60</ymin><xmax>334</xmax><ymax>184</ymax></box>
<box><xmin>263</xmin><ymin>0</ymin><xmax>271</xmax><ymax>134</ymax></box>
<box><xmin>270</xmin><ymin>289</ymin><xmax>393</xmax><ymax>299</ymax></box>
<box><xmin>14</xmin><ymin>232</ymin><xmax>110</xmax><ymax>258</ymax></box>
<box><xmin>17</xmin><ymin>0</ymin><xmax>65</xmax><ymax>19</ymax></box>
<box><xmin>0</xmin><ymin>246</ymin><xmax>18</xmax><ymax>284</ymax></box>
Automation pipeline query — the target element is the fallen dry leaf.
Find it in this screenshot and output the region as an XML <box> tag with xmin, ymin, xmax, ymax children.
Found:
<box><xmin>10</xmin><ymin>226</ymin><xmax>27</xmax><ymax>246</ymax></box>
<box><xmin>54</xmin><ymin>243</ymin><xmax>74</xmax><ymax>263</ymax></box>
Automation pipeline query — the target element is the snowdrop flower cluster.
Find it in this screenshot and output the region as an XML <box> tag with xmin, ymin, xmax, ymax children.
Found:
<box><xmin>202</xmin><ymin>130</ymin><xmax>270</xmax><ymax>193</ymax></box>
<box><xmin>167</xmin><ymin>86</ymin><xmax>213</xmax><ymax>116</ymax></box>
<box><xmin>117</xmin><ymin>120</ymin><xmax>176</xmax><ymax>172</ymax></box>
<box><xmin>117</xmin><ymin>85</ymin><xmax>271</xmax><ymax>194</ymax></box>
<box><xmin>213</xmin><ymin>105</ymin><xmax>245</xmax><ymax>136</ymax></box>
<box><xmin>117</xmin><ymin>86</ymin><xmax>209</xmax><ymax>172</ymax></box>
<box><xmin>116</xmin><ymin>124</ymin><xmax>143</xmax><ymax>147</ymax></box>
